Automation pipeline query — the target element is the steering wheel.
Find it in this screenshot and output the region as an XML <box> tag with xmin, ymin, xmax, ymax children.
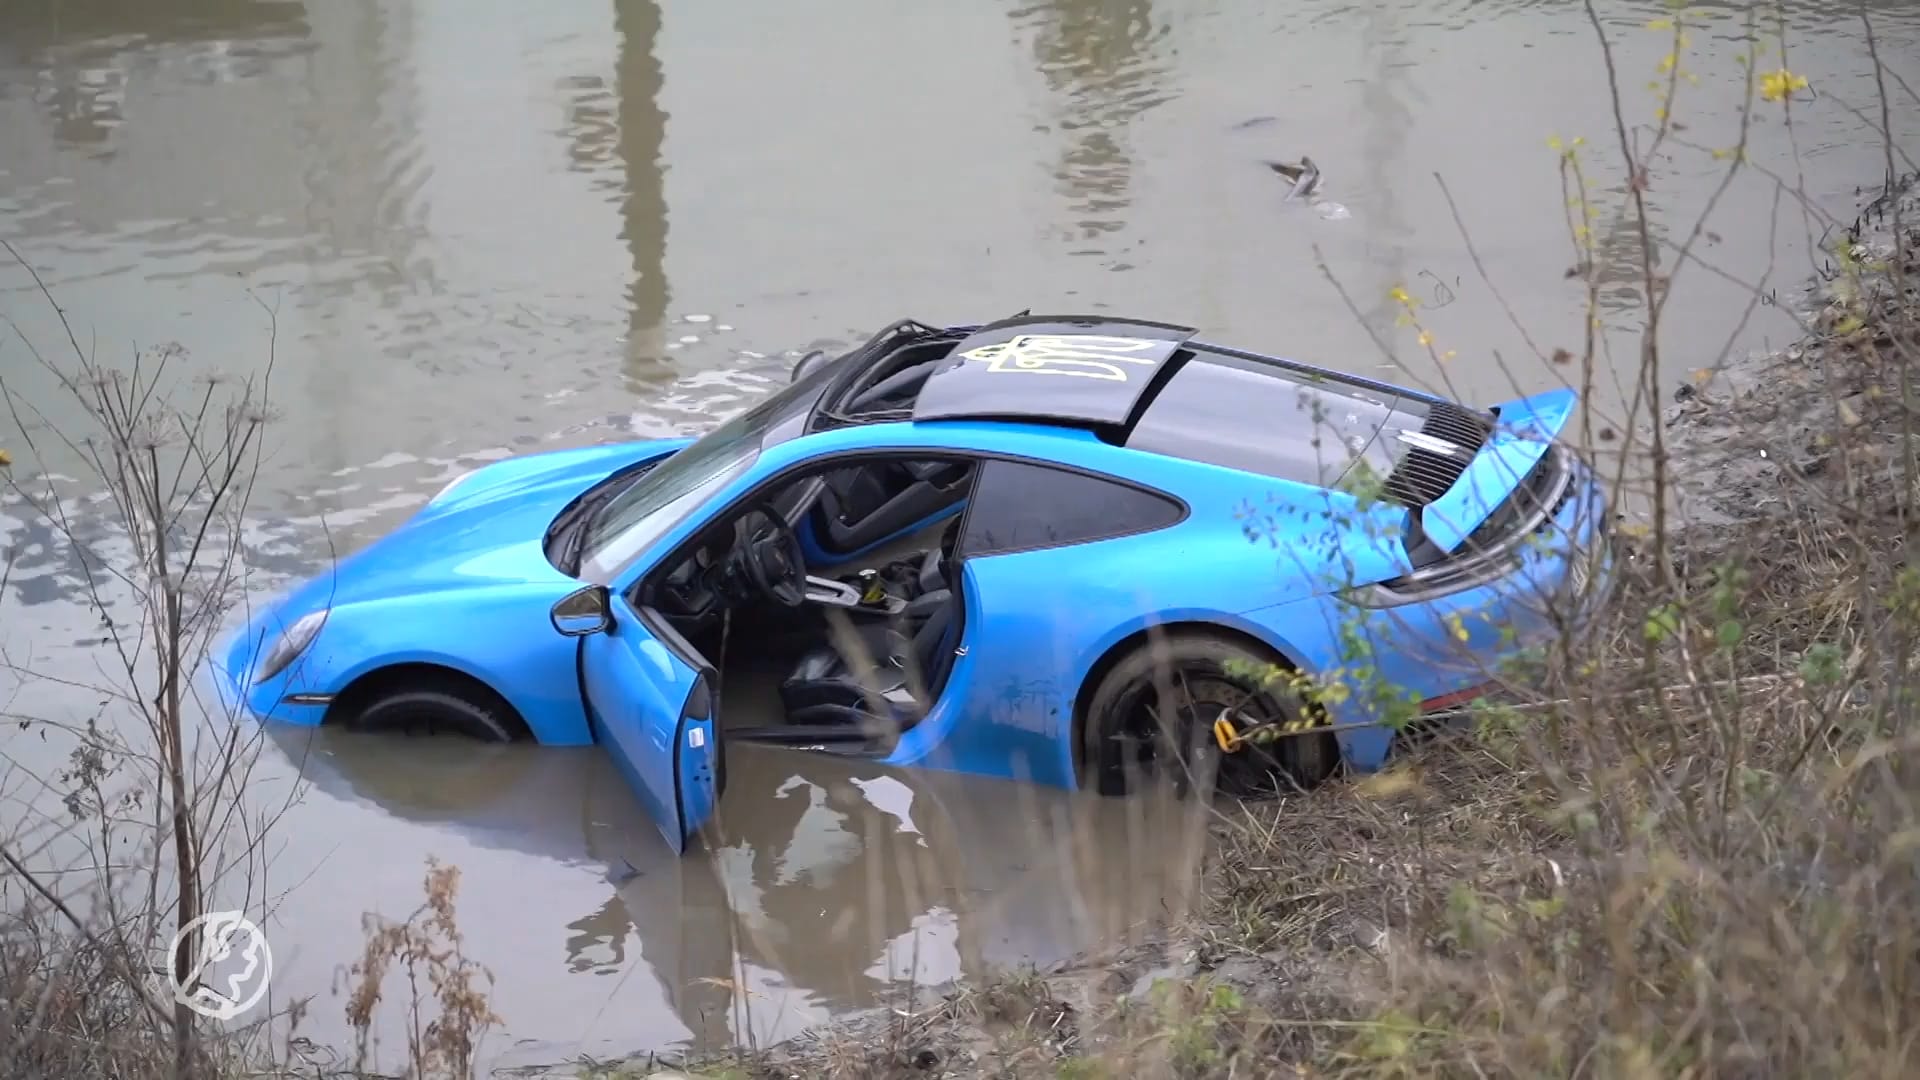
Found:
<box><xmin>739</xmin><ymin>501</ymin><xmax>808</xmax><ymax>607</ymax></box>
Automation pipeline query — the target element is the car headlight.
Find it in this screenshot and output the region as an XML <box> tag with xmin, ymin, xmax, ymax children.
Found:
<box><xmin>253</xmin><ymin>610</ymin><xmax>327</xmax><ymax>684</ymax></box>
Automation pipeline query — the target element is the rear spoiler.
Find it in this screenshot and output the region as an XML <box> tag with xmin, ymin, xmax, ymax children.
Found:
<box><xmin>1412</xmin><ymin>387</ymin><xmax>1579</xmax><ymax>557</ymax></box>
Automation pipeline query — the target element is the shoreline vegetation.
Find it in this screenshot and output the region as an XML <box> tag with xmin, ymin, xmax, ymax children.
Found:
<box><xmin>5</xmin><ymin>7</ymin><xmax>1918</xmax><ymax>1079</ymax></box>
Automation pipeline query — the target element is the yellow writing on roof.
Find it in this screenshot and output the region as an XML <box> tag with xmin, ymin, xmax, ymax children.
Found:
<box><xmin>957</xmin><ymin>334</ymin><xmax>1164</xmax><ymax>382</ymax></box>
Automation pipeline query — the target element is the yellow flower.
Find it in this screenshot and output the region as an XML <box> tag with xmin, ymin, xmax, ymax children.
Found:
<box><xmin>1389</xmin><ymin>285</ymin><xmax>1412</xmax><ymax>306</ymax></box>
<box><xmin>1647</xmin><ymin>17</ymin><xmax>1673</xmax><ymax>30</ymax></box>
<box><xmin>0</xmin><ymin>448</ymin><xmax>11</xmax><ymax>467</ymax></box>
<box><xmin>1417</xmin><ymin>330</ymin><xmax>1434</xmax><ymax>347</ymax></box>
<box><xmin>1760</xmin><ymin>68</ymin><xmax>1808</xmax><ymax>102</ymax></box>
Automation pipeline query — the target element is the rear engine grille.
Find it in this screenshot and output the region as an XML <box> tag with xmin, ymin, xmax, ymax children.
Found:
<box><xmin>1381</xmin><ymin>401</ymin><xmax>1495</xmax><ymax>508</ymax></box>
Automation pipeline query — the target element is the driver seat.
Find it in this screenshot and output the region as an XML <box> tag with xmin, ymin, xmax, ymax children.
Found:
<box><xmin>780</xmin><ymin>540</ymin><xmax>962</xmax><ymax>729</ymax></box>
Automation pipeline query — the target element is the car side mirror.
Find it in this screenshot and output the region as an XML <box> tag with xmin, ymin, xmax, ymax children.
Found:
<box><xmin>790</xmin><ymin>349</ymin><xmax>828</xmax><ymax>383</ymax></box>
<box><xmin>551</xmin><ymin>584</ymin><xmax>613</xmax><ymax>637</ymax></box>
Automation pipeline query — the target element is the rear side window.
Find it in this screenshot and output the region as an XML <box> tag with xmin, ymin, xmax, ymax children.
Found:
<box><xmin>959</xmin><ymin>459</ymin><xmax>1185</xmax><ymax>557</ymax></box>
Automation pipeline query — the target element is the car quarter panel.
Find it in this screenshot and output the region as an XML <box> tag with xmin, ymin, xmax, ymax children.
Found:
<box><xmin>900</xmin><ymin>535</ymin><xmax>1318</xmax><ymax>791</ymax></box>
<box><xmin>1244</xmin><ymin>450</ymin><xmax>1614</xmax><ymax>771</ymax></box>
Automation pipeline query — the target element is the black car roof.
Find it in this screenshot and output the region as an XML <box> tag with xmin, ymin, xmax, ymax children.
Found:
<box><xmin>907</xmin><ymin>315</ymin><xmax>1197</xmax><ymax>427</ymax></box>
<box><xmin>809</xmin><ymin>311</ymin><xmax>1448</xmax><ymax>438</ymax></box>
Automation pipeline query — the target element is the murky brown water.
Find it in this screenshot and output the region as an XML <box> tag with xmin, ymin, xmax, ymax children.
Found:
<box><xmin>3</xmin><ymin>0</ymin><xmax>1917</xmax><ymax>1067</ymax></box>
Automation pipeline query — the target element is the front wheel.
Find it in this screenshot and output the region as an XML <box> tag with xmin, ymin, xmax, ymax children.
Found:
<box><xmin>347</xmin><ymin>688</ymin><xmax>519</xmax><ymax>743</ymax></box>
<box><xmin>1079</xmin><ymin>632</ymin><xmax>1336</xmax><ymax>799</ymax></box>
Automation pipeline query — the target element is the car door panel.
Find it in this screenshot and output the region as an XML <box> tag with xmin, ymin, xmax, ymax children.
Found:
<box><xmin>581</xmin><ymin>590</ymin><xmax>722</xmax><ymax>854</ymax></box>
<box><xmin>897</xmin><ymin>457</ymin><xmax>1192</xmax><ymax>790</ymax></box>
<box><xmin>918</xmin><ymin>553</ymin><xmax>1081</xmax><ymax>789</ymax></box>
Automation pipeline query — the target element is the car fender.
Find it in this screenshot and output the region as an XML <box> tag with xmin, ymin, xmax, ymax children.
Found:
<box><xmin>278</xmin><ymin>583</ymin><xmax>592</xmax><ymax>745</ymax></box>
<box><xmin>1237</xmin><ymin>594</ymin><xmax>1403</xmax><ymax>772</ymax></box>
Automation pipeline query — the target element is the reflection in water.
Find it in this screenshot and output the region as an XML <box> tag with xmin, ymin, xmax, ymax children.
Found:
<box><xmin>561</xmin><ymin>71</ymin><xmax>622</xmax><ymax>177</ymax></box>
<box><xmin>291</xmin><ymin>0</ymin><xmax>423</xmax><ymax>486</ymax></box>
<box><xmin>1016</xmin><ymin>0</ymin><xmax>1173</xmax><ymax>266</ymax></box>
<box><xmin>614</xmin><ymin>0</ymin><xmax>672</xmax><ymax>388</ymax></box>
<box><xmin>267</xmin><ymin>725</ymin><xmax>1204</xmax><ymax>1055</ymax></box>
<box><xmin>0</xmin><ymin>0</ymin><xmax>310</xmax><ymax>150</ymax></box>
<box><xmin>0</xmin><ymin>0</ymin><xmax>308</xmax><ymax>47</ymax></box>
<box><xmin>1356</xmin><ymin>3</ymin><xmax>1422</xmax><ymax>388</ymax></box>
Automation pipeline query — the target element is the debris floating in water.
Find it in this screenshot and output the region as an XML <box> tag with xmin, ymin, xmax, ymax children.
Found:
<box><xmin>1261</xmin><ymin>155</ymin><xmax>1348</xmax><ymax>220</ymax></box>
<box><xmin>683</xmin><ymin>313</ymin><xmax>712</xmax><ymax>323</ymax></box>
<box><xmin>1265</xmin><ymin>156</ymin><xmax>1322</xmax><ymax>201</ymax></box>
<box><xmin>679</xmin><ymin>335</ymin><xmax>700</xmax><ymax>344</ymax></box>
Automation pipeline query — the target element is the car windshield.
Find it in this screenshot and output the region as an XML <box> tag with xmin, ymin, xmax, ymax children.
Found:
<box><xmin>575</xmin><ymin>365</ymin><xmax>831</xmax><ymax>583</ymax></box>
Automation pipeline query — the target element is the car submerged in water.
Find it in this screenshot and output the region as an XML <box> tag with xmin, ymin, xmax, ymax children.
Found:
<box><xmin>214</xmin><ymin>313</ymin><xmax>1616</xmax><ymax>854</ymax></box>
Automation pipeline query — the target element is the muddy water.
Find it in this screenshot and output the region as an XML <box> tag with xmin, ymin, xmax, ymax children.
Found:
<box><xmin>3</xmin><ymin>0</ymin><xmax>1917</xmax><ymax>1066</ymax></box>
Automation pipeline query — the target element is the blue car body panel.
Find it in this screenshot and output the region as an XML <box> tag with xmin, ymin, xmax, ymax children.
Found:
<box><xmin>216</xmin><ymin>437</ymin><xmax>689</xmax><ymax>746</ymax></box>
<box><xmin>581</xmin><ymin>590</ymin><xmax>716</xmax><ymax>854</ymax></box>
<box><xmin>211</xmin><ymin>313</ymin><xmax>1616</xmax><ymax>857</ymax></box>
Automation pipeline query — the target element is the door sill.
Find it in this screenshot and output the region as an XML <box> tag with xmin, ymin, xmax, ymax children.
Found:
<box><xmin>731</xmin><ymin>724</ymin><xmax>899</xmax><ymax>757</ymax></box>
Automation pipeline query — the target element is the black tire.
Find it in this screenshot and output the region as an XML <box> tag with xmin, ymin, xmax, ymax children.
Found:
<box><xmin>346</xmin><ymin>687</ymin><xmax>519</xmax><ymax>743</ymax></box>
<box><xmin>1079</xmin><ymin>632</ymin><xmax>1337</xmax><ymax>799</ymax></box>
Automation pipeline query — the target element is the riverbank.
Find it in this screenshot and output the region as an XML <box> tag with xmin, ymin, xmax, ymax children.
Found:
<box><xmin>616</xmin><ymin>173</ymin><xmax>1920</xmax><ymax>1079</ymax></box>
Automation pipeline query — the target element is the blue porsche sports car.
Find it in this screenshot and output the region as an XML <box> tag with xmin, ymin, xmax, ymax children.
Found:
<box><xmin>214</xmin><ymin>313</ymin><xmax>1615</xmax><ymax>855</ymax></box>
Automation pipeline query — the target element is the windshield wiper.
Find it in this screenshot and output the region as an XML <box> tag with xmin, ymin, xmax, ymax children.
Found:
<box><xmin>552</xmin><ymin>463</ymin><xmax>658</xmax><ymax>576</ymax></box>
<box><xmin>559</xmin><ymin>486</ymin><xmax>627</xmax><ymax>575</ymax></box>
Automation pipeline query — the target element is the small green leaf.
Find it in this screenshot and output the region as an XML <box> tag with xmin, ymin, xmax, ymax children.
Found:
<box><xmin>1798</xmin><ymin>642</ymin><xmax>1845</xmax><ymax>687</ymax></box>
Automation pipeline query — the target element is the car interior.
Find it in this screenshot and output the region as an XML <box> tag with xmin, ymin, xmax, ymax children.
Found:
<box><xmin>635</xmin><ymin>454</ymin><xmax>977</xmax><ymax>756</ymax></box>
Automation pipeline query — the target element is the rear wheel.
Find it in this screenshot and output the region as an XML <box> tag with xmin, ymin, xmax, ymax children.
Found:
<box><xmin>343</xmin><ymin>684</ymin><xmax>521</xmax><ymax>743</ymax></box>
<box><xmin>1079</xmin><ymin>632</ymin><xmax>1336</xmax><ymax>799</ymax></box>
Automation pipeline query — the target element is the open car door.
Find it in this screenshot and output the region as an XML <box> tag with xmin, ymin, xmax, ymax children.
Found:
<box><xmin>552</xmin><ymin>584</ymin><xmax>723</xmax><ymax>854</ymax></box>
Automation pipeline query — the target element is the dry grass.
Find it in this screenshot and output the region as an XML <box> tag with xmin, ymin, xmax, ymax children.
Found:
<box><xmin>343</xmin><ymin>859</ymin><xmax>506</xmax><ymax>1080</ymax></box>
<box><xmin>1</xmin><ymin>903</ymin><xmax>200</xmax><ymax>1079</ymax></box>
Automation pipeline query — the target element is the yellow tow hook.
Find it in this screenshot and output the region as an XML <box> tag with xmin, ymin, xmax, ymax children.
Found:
<box><xmin>1212</xmin><ymin>709</ymin><xmax>1246</xmax><ymax>754</ymax></box>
